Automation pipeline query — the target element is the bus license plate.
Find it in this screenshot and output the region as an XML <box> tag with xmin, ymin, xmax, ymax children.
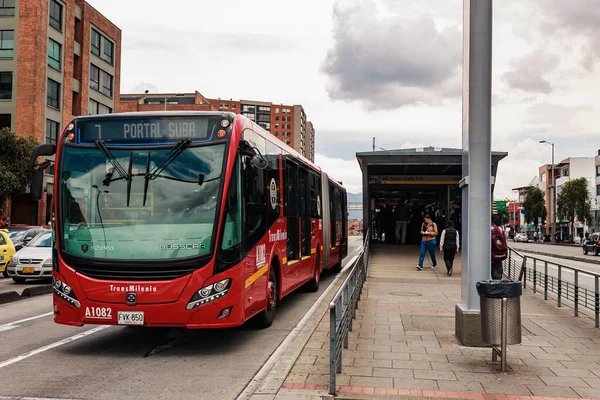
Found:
<box><xmin>117</xmin><ymin>311</ymin><xmax>144</xmax><ymax>325</ymax></box>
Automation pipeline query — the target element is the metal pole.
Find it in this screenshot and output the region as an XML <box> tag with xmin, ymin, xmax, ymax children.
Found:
<box><xmin>551</xmin><ymin>143</ymin><xmax>556</xmax><ymax>243</ymax></box>
<box><xmin>460</xmin><ymin>0</ymin><xmax>493</xmax><ymax>310</ymax></box>
<box><xmin>372</xmin><ymin>137</ymin><xmax>375</xmax><ymax>152</ymax></box>
<box><xmin>164</xmin><ymin>96</ymin><xmax>167</xmax><ymax>111</ymax></box>
<box><xmin>329</xmin><ymin>306</ymin><xmax>336</xmax><ymax>395</ymax></box>
<box><xmin>501</xmin><ymin>298</ymin><xmax>508</xmax><ymax>372</ymax></box>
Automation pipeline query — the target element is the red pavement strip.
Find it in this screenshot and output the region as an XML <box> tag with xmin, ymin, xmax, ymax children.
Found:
<box><xmin>363</xmin><ymin>307</ymin><xmax>575</xmax><ymax>318</ymax></box>
<box><xmin>281</xmin><ymin>383</ymin><xmax>599</xmax><ymax>400</ymax></box>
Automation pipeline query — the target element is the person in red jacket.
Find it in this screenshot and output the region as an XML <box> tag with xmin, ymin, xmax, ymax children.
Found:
<box><xmin>491</xmin><ymin>217</ymin><xmax>508</xmax><ymax>279</ymax></box>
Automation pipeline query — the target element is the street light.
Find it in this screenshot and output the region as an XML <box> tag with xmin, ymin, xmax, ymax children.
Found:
<box><xmin>540</xmin><ymin>140</ymin><xmax>556</xmax><ymax>243</ymax></box>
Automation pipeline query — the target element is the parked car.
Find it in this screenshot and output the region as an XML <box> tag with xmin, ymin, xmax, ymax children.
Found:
<box><xmin>583</xmin><ymin>233</ymin><xmax>600</xmax><ymax>256</ymax></box>
<box><xmin>10</xmin><ymin>228</ymin><xmax>48</xmax><ymax>251</ymax></box>
<box><xmin>514</xmin><ymin>233</ymin><xmax>529</xmax><ymax>243</ymax></box>
<box><xmin>6</xmin><ymin>231</ymin><xmax>52</xmax><ymax>283</ymax></box>
<box><xmin>0</xmin><ymin>229</ymin><xmax>16</xmax><ymax>278</ymax></box>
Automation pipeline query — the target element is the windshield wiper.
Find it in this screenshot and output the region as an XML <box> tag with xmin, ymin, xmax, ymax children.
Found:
<box><xmin>126</xmin><ymin>152</ymin><xmax>133</xmax><ymax>207</ymax></box>
<box><xmin>143</xmin><ymin>152</ymin><xmax>151</xmax><ymax>207</ymax></box>
<box><xmin>139</xmin><ymin>139</ymin><xmax>191</xmax><ymax>206</ymax></box>
<box><xmin>95</xmin><ymin>140</ymin><xmax>129</xmax><ymax>186</ymax></box>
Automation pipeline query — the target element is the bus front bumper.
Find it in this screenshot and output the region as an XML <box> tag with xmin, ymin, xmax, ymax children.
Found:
<box><xmin>53</xmin><ymin>290</ymin><xmax>247</xmax><ymax>329</ymax></box>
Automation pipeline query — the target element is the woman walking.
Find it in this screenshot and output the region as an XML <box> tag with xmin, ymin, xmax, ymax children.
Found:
<box><xmin>440</xmin><ymin>220</ymin><xmax>459</xmax><ymax>276</ymax></box>
<box><xmin>417</xmin><ymin>214</ymin><xmax>438</xmax><ymax>270</ymax></box>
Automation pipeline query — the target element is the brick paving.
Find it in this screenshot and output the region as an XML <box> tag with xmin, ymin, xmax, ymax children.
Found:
<box><xmin>278</xmin><ymin>244</ymin><xmax>600</xmax><ymax>399</ymax></box>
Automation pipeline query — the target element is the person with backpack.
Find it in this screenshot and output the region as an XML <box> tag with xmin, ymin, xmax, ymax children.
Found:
<box><xmin>491</xmin><ymin>217</ymin><xmax>508</xmax><ymax>279</ymax></box>
<box><xmin>417</xmin><ymin>214</ymin><xmax>438</xmax><ymax>270</ymax></box>
<box><xmin>440</xmin><ymin>220</ymin><xmax>459</xmax><ymax>276</ymax></box>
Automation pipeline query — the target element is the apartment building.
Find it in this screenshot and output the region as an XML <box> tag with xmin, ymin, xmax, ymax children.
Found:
<box><xmin>538</xmin><ymin>156</ymin><xmax>596</xmax><ymax>237</ymax></box>
<box><xmin>119</xmin><ymin>91</ymin><xmax>316</xmax><ymax>161</ymax></box>
<box><xmin>2</xmin><ymin>0</ymin><xmax>121</xmax><ymax>225</ymax></box>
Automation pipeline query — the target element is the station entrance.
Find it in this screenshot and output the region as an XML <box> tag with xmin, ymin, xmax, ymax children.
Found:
<box><xmin>356</xmin><ymin>147</ymin><xmax>507</xmax><ymax>245</ymax></box>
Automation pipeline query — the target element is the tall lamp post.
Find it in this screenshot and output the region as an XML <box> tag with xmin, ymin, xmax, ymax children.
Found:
<box><xmin>540</xmin><ymin>140</ymin><xmax>556</xmax><ymax>243</ymax></box>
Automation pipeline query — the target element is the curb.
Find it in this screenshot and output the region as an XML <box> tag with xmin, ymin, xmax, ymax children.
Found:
<box><xmin>513</xmin><ymin>248</ymin><xmax>600</xmax><ymax>265</ymax></box>
<box><xmin>237</xmin><ymin>251</ymin><xmax>363</xmax><ymax>400</ymax></box>
<box><xmin>0</xmin><ymin>284</ymin><xmax>52</xmax><ymax>305</ymax></box>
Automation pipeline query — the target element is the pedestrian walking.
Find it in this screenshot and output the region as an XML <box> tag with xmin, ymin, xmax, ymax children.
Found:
<box><xmin>417</xmin><ymin>214</ymin><xmax>438</xmax><ymax>270</ymax></box>
<box><xmin>440</xmin><ymin>220</ymin><xmax>459</xmax><ymax>276</ymax></box>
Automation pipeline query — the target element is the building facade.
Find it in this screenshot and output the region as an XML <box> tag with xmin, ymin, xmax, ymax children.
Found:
<box><xmin>2</xmin><ymin>0</ymin><xmax>121</xmax><ymax>225</ymax></box>
<box><xmin>538</xmin><ymin>157</ymin><xmax>596</xmax><ymax>238</ymax></box>
<box><xmin>119</xmin><ymin>91</ymin><xmax>315</xmax><ymax>161</ymax></box>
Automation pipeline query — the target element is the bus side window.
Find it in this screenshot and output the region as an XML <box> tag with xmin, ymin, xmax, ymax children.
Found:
<box><xmin>221</xmin><ymin>157</ymin><xmax>242</xmax><ymax>252</ymax></box>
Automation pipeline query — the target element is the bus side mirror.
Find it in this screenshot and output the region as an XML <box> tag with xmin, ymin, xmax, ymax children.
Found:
<box><xmin>251</xmin><ymin>154</ymin><xmax>267</xmax><ymax>170</ymax></box>
<box><xmin>30</xmin><ymin>144</ymin><xmax>56</xmax><ymax>201</ymax></box>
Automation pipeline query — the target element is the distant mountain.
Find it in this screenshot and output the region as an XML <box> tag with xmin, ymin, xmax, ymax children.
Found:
<box><xmin>347</xmin><ymin>192</ymin><xmax>362</xmax><ymax>202</ymax></box>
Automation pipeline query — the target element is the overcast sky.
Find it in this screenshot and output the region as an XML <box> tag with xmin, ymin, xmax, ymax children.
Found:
<box><xmin>89</xmin><ymin>0</ymin><xmax>600</xmax><ymax>198</ymax></box>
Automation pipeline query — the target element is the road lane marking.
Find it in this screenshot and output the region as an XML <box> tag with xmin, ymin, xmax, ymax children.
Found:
<box><xmin>0</xmin><ymin>312</ymin><xmax>53</xmax><ymax>332</ymax></box>
<box><xmin>0</xmin><ymin>326</ymin><xmax>109</xmax><ymax>370</ymax></box>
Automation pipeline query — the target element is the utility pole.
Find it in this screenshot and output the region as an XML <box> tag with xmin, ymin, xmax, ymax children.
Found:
<box><xmin>372</xmin><ymin>137</ymin><xmax>375</xmax><ymax>152</ymax></box>
<box><xmin>540</xmin><ymin>140</ymin><xmax>556</xmax><ymax>243</ymax></box>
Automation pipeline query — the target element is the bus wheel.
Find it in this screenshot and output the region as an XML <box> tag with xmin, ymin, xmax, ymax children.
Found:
<box><xmin>256</xmin><ymin>267</ymin><xmax>278</xmax><ymax>329</ymax></box>
<box><xmin>306</xmin><ymin>253</ymin><xmax>321</xmax><ymax>293</ymax></box>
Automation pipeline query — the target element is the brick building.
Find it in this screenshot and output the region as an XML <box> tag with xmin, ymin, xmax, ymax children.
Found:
<box><xmin>119</xmin><ymin>91</ymin><xmax>316</xmax><ymax>161</ymax></box>
<box><xmin>1</xmin><ymin>0</ymin><xmax>121</xmax><ymax>225</ymax></box>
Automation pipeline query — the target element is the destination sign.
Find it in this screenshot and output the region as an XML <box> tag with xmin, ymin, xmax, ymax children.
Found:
<box><xmin>77</xmin><ymin>117</ymin><xmax>214</xmax><ymax>144</ymax></box>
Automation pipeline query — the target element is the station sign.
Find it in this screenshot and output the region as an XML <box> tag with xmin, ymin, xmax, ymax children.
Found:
<box><xmin>369</xmin><ymin>175</ymin><xmax>461</xmax><ymax>185</ymax></box>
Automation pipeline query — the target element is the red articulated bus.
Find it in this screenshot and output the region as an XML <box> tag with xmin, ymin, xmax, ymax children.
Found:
<box><xmin>30</xmin><ymin>111</ymin><xmax>348</xmax><ymax>329</ymax></box>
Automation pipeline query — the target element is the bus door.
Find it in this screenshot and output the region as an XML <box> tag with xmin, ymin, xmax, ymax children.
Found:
<box><xmin>285</xmin><ymin>160</ymin><xmax>300</xmax><ymax>264</ymax></box>
<box><xmin>299</xmin><ymin>167</ymin><xmax>311</xmax><ymax>259</ymax></box>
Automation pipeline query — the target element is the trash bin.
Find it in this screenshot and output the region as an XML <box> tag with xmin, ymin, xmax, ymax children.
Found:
<box><xmin>476</xmin><ymin>280</ymin><xmax>522</xmax><ymax>345</ymax></box>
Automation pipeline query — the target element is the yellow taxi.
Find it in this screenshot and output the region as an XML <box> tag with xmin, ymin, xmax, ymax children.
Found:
<box><xmin>0</xmin><ymin>229</ymin><xmax>16</xmax><ymax>278</ymax></box>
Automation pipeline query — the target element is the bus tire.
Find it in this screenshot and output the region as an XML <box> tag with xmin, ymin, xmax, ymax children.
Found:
<box><xmin>256</xmin><ymin>267</ymin><xmax>278</xmax><ymax>329</ymax></box>
<box><xmin>306</xmin><ymin>252</ymin><xmax>321</xmax><ymax>293</ymax></box>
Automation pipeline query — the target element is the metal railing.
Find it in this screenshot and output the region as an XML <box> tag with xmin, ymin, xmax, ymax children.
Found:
<box><xmin>505</xmin><ymin>247</ymin><xmax>600</xmax><ymax>328</ymax></box>
<box><xmin>329</xmin><ymin>230</ymin><xmax>370</xmax><ymax>395</ymax></box>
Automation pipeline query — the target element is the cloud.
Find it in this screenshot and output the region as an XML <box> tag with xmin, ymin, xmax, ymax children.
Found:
<box><xmin>314</xmin><ymin>153</ymin><xmax>362</xmax><ymax>194</ymax></box>
<box><xmin>128</xmin><ymin>82</ymin><xmax>159</xmax><ymax>93</ymax></box>
<box><xmin>502</xmin><ymin>50</ymin><xmax>560</xmax><ymax>93</ymax></box>
<box><xmin>535</xmin><ymin>0</ymin><xmax>600</xmax><ymax>71</ymax></box>
<box><xmin>321</xmin><ymin>0</ymin><xmax>462</xmax><ymax>110</ymax></box>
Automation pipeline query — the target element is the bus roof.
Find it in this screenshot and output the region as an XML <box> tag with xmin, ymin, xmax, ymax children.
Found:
<box><xmin>71</xmin><ymin>111</ymin><xmax>346</xmax><ymax>191</ymax></box>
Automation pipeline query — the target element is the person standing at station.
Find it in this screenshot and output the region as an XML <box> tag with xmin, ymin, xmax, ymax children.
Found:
<box><xmin>439</xmin><ymin>220</ymin><xmax>459</xmax><ymax>276</ymax></box>
<box><xmin>394</xmin><ymin>199</ymin><xmax>410</xmax><ymax>244</ymax></box>
<box><xmin>491</xmin><ymin>217</ymin><xmax>508</xmax><ymax>279</ymax></box>
<box><xmin>417</xmin><ymin>214</ymin><xmax>438</xmax><ymax>270</ymax></box>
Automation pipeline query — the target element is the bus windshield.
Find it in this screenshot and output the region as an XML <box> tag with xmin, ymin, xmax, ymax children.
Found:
<box><xmin>59</xmin><ymin>142</ymin><xmax>226</xmax><ymax>260</ymax></box>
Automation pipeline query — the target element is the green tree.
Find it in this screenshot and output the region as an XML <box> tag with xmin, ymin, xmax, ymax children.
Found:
<box><xmin>0</xmin><ymin>128</ymin><xmax>39</xmax><ymax>213</ymax></box>
<box><xmin>522</xmin><ymin>186</ymin><xmax>547</xmax><ymax>227</ymax></box>
<box><xmin>492</xmin><ymin>209</ymin><xmax>510</xmax><ymax>226</ymax></box>
<box><xmin>557</xmin><ymin>177</ymin><xmax>592</xmax><ymax>239</ymax></box>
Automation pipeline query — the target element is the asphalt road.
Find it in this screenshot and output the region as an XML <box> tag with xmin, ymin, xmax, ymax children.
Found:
<box><xmin>0</xmin><ymin>236</ymin><xmax>363</xmax><ymax>400</ymax></box>
<box><xmin>511</xmin><ymin>241</ymin><xmax>596</xmax><ymax>259</ymax></box>
<box><xmin>0</xmin><ymin>275</ymin><xmax>51</xmax><ymax>295</ymax></box>
<box><xmin>516</xmin><ymin>249</ymin><xmax>600</xmax><ymax>292</ymax></box>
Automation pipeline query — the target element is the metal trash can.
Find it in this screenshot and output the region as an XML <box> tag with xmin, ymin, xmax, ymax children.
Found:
<box><xmin>476</xmin><ymin>280</ymin><xmax>522</xmax><ymax>345</ymax></box>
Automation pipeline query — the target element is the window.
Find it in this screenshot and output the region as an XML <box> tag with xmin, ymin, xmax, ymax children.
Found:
<box><xmin>47</xmin><ymin>79</ymin><xmax>60</xmax><ymax>109</ymax></box>
<box><xmin>48</xmin><ymin>39</ymin><xmax>61</xmax><ymax>70</ymax></box>
<box><xmin>89</xmin><ymin>98</ymin><xmax>112</xmax><ymax>114</ymax></box>
<box><xmin>562</xmin><ymin>167</ymin><xmax>569</xmax><ymax>177</ymax></box>
<box><xmin>309</xmin><ymin>173</ymin><xmax>321</xmax><ymax>219</ymax></box>
<box><xmin>102</xmin><ymin>37</ymin><xmax>114</xmax><ymax>64</ymax></box>
<box><xmin>275</xmin><ymin>108</ymin><xmax>279</xmax><ymax>113</ymax></box>
<box><xmin>101</xmin><ymin>70</ymin><xmax>113</xmax><ymax>97</ymax></box>
<box><xmin>45</xmin><ymin>119</ymin><xmax>60</xmax><ymax>145</ymax></box>
<box><xmin>91</xmin><ymin>29</ymin><xmax>100</xmax><ymax>56</ymax></box>
<box><xmin>220</xmin><ymin>103</ymin><xmax>228</xmax><ymax>108</ymax></box>
<box><xmin>0</xmin><ymin>234</ymin><xmax>4</xmax><ymax>246</ymax></box>
<box><xmin>242</xmin><ymin>130</ymin><xmax>267</xmax><ymax>251</ymax></box>
<box><xmin>258</xmin><ymin>106</ymin><xmax>270</xmax><ymax>112</ymax></box>
<box><xmin>231</xmin><ymin>104</ymin><xmax>236</xmax><ymax>109</ymax></box>
<box><xmin>216</xmin><ymin>156</ymin><xmax>242</xmax><ymax>268</ymax></box>
<box><xmin>0</xmin><ymin>113</ymin><xmax>10</xmax><ymax>128</ymax></box>
<box><xmin>90</xmin><ymin>64</ymin><xmax>99</xmax><ymax>90</ymax></box>
<box><xmin>596</xmin><ymin>165</ymin><xmax>600</xmax><ymax>177</ymax></box>
<box><xmin>597</xmin><ymin>184</ymin><xmax>600</xmax><ymax>196</ymax></box>
<box><xmin>0</xmin><ymin>0</ymin><xmax>15</xmax><ymax>16</ymax></box>
<box><xmin>0</xmin><ymin>30</ymin><xmax>13</xmax><ymax>58</ymax></box>
<box><xmin>49</xmin><ymin>0</ymin><xmax>62</xmax><ymax>31</ymax></box>
<box><xmin>0</xmin><ymin>72</ymin><xmax>11</xmax><ymax>99</ymax></box>
<box><xmin>275</xmin><ymin>116</ymin><xmax>279</xmax><ymax>121</ymax></box>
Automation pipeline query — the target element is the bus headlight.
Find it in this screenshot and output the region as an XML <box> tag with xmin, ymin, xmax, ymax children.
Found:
<box><xmin>186</xmin><ymin>278</ymin><xmax>231</xmax><ymax>310</ymax></box>
<box><xmin>52</xmin><ymin>277</ymin><xmax>80</xmax><ymax>308</ymax></box>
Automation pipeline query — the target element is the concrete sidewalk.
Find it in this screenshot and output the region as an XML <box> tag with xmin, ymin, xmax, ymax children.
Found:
<box><xmin>261</xmin><ymin>244</ymin><xmax>600</xmax><ymax>399</ymax></box>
